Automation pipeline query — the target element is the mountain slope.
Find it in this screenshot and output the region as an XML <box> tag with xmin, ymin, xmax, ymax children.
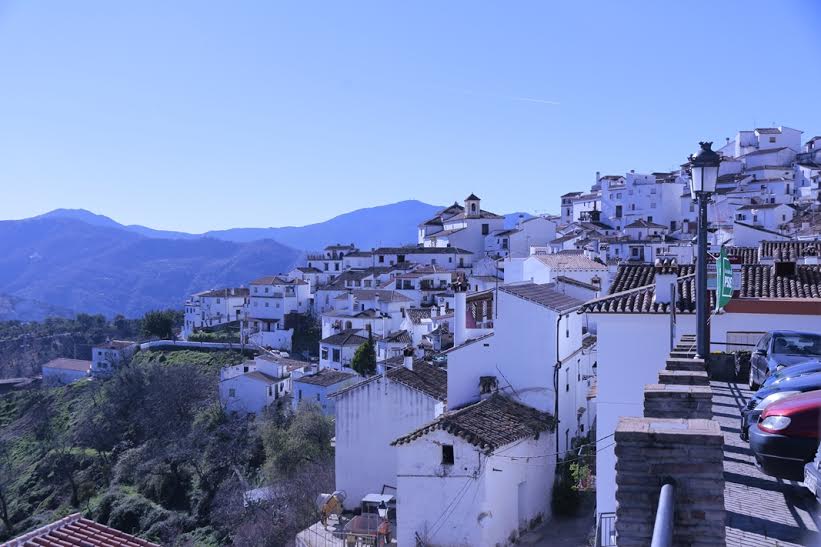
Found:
<box><xmin>37</xmin><ymin>208</ymin><xmax>199</xmax><ymax>240</ymax></box>
<box><xmin>203</xmin><ymin>200</ymin><xmax>442</xmax><ymax>250</ymax></box>
<box><xmin>0</xmin><ymin>218</ymin><xmax>302</xmax><ymax>319</ymax></box>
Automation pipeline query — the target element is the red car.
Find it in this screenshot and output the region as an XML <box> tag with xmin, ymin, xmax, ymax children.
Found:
<box><xmin>749</xmin><ymin>389</ymin><xmax>821</xmax><ymax>481</ymax></box>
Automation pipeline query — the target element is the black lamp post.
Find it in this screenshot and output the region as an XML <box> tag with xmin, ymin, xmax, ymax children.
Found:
<box><xmin>688</xmin><ymin>142</ymin><xmax>720</xmax><ymax>359</ymax></box>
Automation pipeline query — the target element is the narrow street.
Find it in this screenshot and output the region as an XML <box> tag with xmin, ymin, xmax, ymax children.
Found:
<box><xmin>713</xmin><ymin>381</ymin><xmax>820</xmax><ymax>546</ymax></box>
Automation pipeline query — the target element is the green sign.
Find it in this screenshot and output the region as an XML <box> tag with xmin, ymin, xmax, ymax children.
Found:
<box><xmin>716</xmin><ymin>246</ymin><xmax>733</xmax><ymax>311</ymax></box>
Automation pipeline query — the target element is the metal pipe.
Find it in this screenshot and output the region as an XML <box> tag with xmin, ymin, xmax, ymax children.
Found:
<box><xmin>696</xmin><ymin>193</ymin><xmax>709</xmax><ymax>359</ymax></box>
<box><xmin>650</xmin><ymin>480</ymin><xmax>676</xmax><ymax>547</ymax></box>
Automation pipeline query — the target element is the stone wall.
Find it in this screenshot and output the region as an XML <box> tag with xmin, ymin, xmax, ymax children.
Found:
<box><xmin>614</xmin><ymin>417</ymin><xmax>725</xmax><ymax>547</ymax></box>
<box><xmin>614</xmin><ymin>336</ymin><xmax>725</xmax><ymax>546</ymax></box>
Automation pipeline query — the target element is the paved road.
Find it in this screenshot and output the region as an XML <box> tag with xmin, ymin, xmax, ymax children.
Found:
<box><xmin>712</xmin><ymin>381</ymin><xmax>821</xmax><ymax>546</ymax></box>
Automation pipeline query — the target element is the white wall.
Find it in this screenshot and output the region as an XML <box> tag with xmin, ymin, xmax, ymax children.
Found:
<box><xmin>334</xmin><ymin>378</ymin><xmax>441</xmax><ymax>508</ymax></box>
<box><xmin>396</xmin><ymin>429</ymin><xmax>554</xmax><ymax>547</ymax></box>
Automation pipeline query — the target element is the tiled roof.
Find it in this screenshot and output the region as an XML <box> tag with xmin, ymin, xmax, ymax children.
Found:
<box><xmin>294</xmin><ymin>369</ymin><xmax>356</xmax><ymax>387</ymax></box>
<box><xmin>740</xmin><ymin>265</ymin><xmax>821</xmax><ymax>298</ymax></box>
<box><xmin>6</xmin><ymin>513</ymin><xmax>159</xmax><ymax>546</ymax></box>
<box><xmin>387</xmin><ymin>362</ymin><xmax>447</xmax><ymax>401</ymax></box>
<box><xmin>759</xmin><ymin>240</ymin><xmax>821</xmax><ymax>260</ymax></box>
<box><xmin>382</xmin><ymin>330</ymin><xmax>412</xmax><ymax>344</ymax></box>
<box><xmin>405</xmin><ymin>308</ymin><xmax>433</xmax><ymax>325</ymax></box>
<box><xmin>741</xmin><ymin>146</ymin><xmax>790</xmax><ymax>157</ymax></box>
<box><xmin>331</xmin><ymin>360</ymin><xmax>446</xmax><ymax>401</ymax></box>
<box><xmin>295</xmin><ymin>266</ymin><xmax>322</xmax><ymax>273</ymax></box>
<box><xmin>372</xmin><ymin>246</ymin><xmax>473</xmax><ymax>255</ymax></box>
<box><xmin>579</xmin><ymin>264</ymin><xmax>699</xmax><ymax>314</ymax></box>
<box><xmin>195</xmin><ymin>287</ymin><xmax>250</xmax><ymax>298</ymax></box>
<box><xmin>321</xmin><ymin>329</ymin><xmax>369</xmax><ymax>346</ymax></box>
<box><xmin>42</xmin><ymin>358</ymin><xmax>91</xmax><ymax>372</ymax></box>
<box><xmin>727</xmin><ymin>247</ymin><xmax>760</xmax><ymax>264</ymax></box>
<box><xmin>555</xmin><ymin>276</ymin><xmax>600</xmax><ymax>291</ymax></box>
<box><xmin>755</xmin><ymin>127</ymin><xmax>782</xmax><ymax>134</ymax></box>
<box><xmin>532</xmin><ymin>253</ymin><xmax>607</xmax><ymax>270</ymax></box>
<box><xmin>625</xmin><ymin>219</ymin><xmax>668</xmax><ymax>229</ymax></box>
<box><xmin>392</xmin><ymin>395</ymin><xmax>555</xmax><ymax>453</ymax></box>
<box><xmin>500</xmin><ymin>283</ymin><xmax>585</xmax><ymax>312</ymax></box>
<box><xmin>245</xmin><ymin>370</ymin><xmax>280</xmax><ymax>384</ymax></box>
<box><xmin>736</xmin><ymin>203</ymin><xmax>788</xmax><ymax>210</ymax></box>
<box><xmin>250</xmin><ymin>276</ymin><xmax>307</xmax><ymax>286</ymax></box>
<box><xmin>334</xmin><ymin>289</ymin><xmax>413</xmax><ymax>303</ymax></box>
<box><xmin>465</xmin><ymin>193</ymin><xmax>481</xmax><ymax>200</ymax></box>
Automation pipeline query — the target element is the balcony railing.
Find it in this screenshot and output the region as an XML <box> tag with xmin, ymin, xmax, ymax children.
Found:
<box><xmin>596</xmin><ymin>512</ymin><xmax>616</xmax><ymax>546</ymax></box>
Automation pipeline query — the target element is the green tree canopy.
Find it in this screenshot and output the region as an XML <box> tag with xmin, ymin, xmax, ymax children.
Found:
<box><xmin>351</xmin><ymin>330</ymin><xmax>376</xmax><ymax>376</ymax></box>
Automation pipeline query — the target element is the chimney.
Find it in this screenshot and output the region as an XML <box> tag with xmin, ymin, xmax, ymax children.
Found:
<box><xmin>403</xmin><ymin>346</ymin><xmax>414</xmax><ymax>371</ymax></box>
<box><xmin>595</xmin><ymin>171</ymin><xmax>601</xmax><ymax>183</ymax></box>
<box><xmin>347</xmin><ymin>291</ymin><xmax>355</xmax><ymax>313</ymax></box>
<box><xmin>454</xmin><ymin>286</ymin><xmax>467</xmax><ymax>347</ymax></box>
<box><xmin>653</xmin><ymin>258</ymin><xmax>678</xmax><ymax>305</ymax></box>
<box><xmin>479</xmin><ymin>376</ymin><xmax>498</xmax><ymax>400</ymax></box>
<box><xmin>430</xmin><ymin>305</ymin><xmax>438</xmax><ymax>318</ymax></box>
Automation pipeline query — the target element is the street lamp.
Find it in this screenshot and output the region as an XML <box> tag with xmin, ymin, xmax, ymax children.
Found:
<box><xmin>688</xmin><ymin>141</ymin><xmax>720</xmax><ymax>359</ymax></box>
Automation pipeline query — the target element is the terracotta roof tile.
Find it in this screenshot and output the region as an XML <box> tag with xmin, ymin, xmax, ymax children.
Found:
<box><xmin>6</xmin><ymin>513</ymin><xmax>160</xmax><ymax>547</ymax></box>
<box><xmin>392</xmin><ymin>395</ymin><xmax>555</xmax><ymax>453</ymax></box>
<box><xmin>293</xmin><ymin>369</ymin><xmax>356</xmax><ymax>387</ymax></box>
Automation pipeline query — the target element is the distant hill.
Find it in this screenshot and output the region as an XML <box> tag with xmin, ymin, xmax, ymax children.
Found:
<box><xmin>204</xmin><ymin>200</ymin><xmax>442</xmax><ymax>250</ymax></box>
<box><xmin>0</xmin><ymin>218</ymin><xmax>302</xmax><ymax>319</ymax></box>
<box><xmin>0</xmin><ymin>292</ymin><xmax>75</xmax><ymax>322</ymax></box>
<box><xmin>36</xmin><ymin>200</ymin><xmax>444</xmax><ymax>250</ymax></box>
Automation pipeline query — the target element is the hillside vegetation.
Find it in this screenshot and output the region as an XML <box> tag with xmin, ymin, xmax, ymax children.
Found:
<box><xmin>0</xmin><ymin>349</ymin><xmax>334</xmax><ymax>546</ymax></box>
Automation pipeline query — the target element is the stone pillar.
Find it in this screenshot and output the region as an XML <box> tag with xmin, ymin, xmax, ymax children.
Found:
<box><xmin>614</xmin><ymin>417</ymin><xmax>725</xmax><ymax>547</ymax></box>
<box><xmin>644</xmin><ymin>384</ymin><xmax>713</xmax><ymax>420</ymax></box>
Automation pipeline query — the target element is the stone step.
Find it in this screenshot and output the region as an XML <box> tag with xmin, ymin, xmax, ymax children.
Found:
<box><xmin>666</xmin><ymin>358</ymin><xmax>706</xmax><ymax>371</ymax></box>
<box><xmin>658</xmin><ymin>369</ymin><xmax>709</xmax><ymax>386</ymax></box>
<box><xmin>670</xmin><ymin>351</ymin><xmax>697</xmax><ymax>359</ymax></box>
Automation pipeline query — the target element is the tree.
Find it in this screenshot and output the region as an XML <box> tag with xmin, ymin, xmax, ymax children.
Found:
<box><xmin>141</xmin><ymin>310</ymin><xmax>179</xmax><ymax>340</ymax></box>
<box><xmin>351</xmin><ymin>330</ymin><xmax>376</xmax><ymax>377</ymax></box>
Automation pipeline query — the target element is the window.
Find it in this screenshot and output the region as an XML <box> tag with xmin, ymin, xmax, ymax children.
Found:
<box><xmin>471</xmin><ymin>203</ymin><xmax>477</xmax><ymax>213</ymax></box>
<box><xmin>216</xmin><ymin>298</ymin><xmax>220</xmax><ymax>304</ymax></box>
<box><xmin>670</xmin><ymin>221</ymin><xmax>676</xmax><ymax>231</ymax></box>
<box><xmin>617</xmin><ymin>193</ymin><xmax>622</xmax><ymax>199</ymax></box>
<box><xmin>441</xmin><ymin>444</ymin><xmax>455</xmax><ymax>465</ymax></box>
<box><xmin>268</xmin><ymin>386</ymin><xmax>273</xmax><ymax>396</ymax></box>
<box><xmin>229</xmin><ymin>388</ymin><xmax>236</xmax><ymax>397</ymax></box>
<box><xmin>335</xmin><ymin>263</ymin><xmax>340</xmax><ymax>271</ymax></box>
<box><xmin>324</xmin><ymin>263</ymin><xmax>329</xmax><ymax>271</ymax></box>
<box><xmin>615</xmin><ymin>205</ymin><xmax>622</xmax><ymax>218</ymax></box>
<box><xmin>316</xmin><ymin>393</ymin><xmax>321</xmax><ymax>401</ymax></box>
<box><xmin>333</xmin><ymin>348</ymin><xmax>341</xmax><ymax>362</ymax></box>
<box><xmin>379</xmin><ymin>255</ymin><xmax>385</xmax><ymax>263</ymax></box>
<box><xmin>364</xmin><ymin>280</ymin><xmax>372</xmax><ymax>287</ymax></box>
<box><xmin>769</xmin><ymin>136</ymin><xmax>776</xmax><ymax>143</ymax></box>
<box><xmin>298</xmin><ymin>389</ymin><xmax>303</xmax><ymax>401</ymax></box>
<box><xmin>689</xmin><ymin>203</ymin><xmax>695</xmax><ymax>212</ymax></box>
<box><xmin>321</xmin><ymin>348</ymin><xmax>328</xmax><ymax>360</ymax></box>
<box><xmin>482</xmin><ymin>223</ymin><xmax>489</xmax><ymax>235</ymax></box>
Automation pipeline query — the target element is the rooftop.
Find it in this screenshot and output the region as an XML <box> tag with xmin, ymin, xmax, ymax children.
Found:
<box><xmin>249</xmin><ymin>276</ymin><xmax>307</xmax><ymax>286</ymax></box>
<box><xmin>500</xmin><ymin>283</ymin><xmax>585</xmax><ymax>312</ymax></box>
<box><xmin>5</xmin><ymin>513</ymin><xmax>160</xmax><ymax>547</ymax></box>
<box><xmin>195</xmin><ymin>287</ymin><xmax>250</xmax><ymax>298</ymax></box>
<box><xmin>392</xmin><ymin>394</ymin><xmax>555</xmax><ymax>453</ymax></box>
<box><xmin>321</xmin><ymin>329</ymin><xmax>369</xmax><ymax>346</ymax></box>
<box><xmin>94</xmin><ymin>340</ymin><xmax>136</xmax><ymax>350</ymax></box>
<box><xmin>293</xmin><ymin>368</ymin><xmax>356</xmax><ymax>387</ymax></box>
<box><xmin>42</xmin><ymin>358</ymin><xmax>92</xmax><ymax>372</ymax></box>
<box><xmin>332</xmin><ymin>360</ymin><xmax>447</xmax><ymax>402</ymax></box>
<box><xmin>333</xmin><ymin>289</ymin><xmax>413</xmax><ymax>303</ymax></box>
<box><xmin>532</xmin><ymin>253</ymin><xmax>607</xmax><ymax>271</ymax></box>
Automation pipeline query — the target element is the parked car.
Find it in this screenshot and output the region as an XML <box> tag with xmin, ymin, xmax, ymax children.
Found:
<box><xmin>741</xmin><ymin>373</ymin><xmax>821</xmax><ymax>441</ymax></box>
<box><xmin>803</xmin><ymin>441</ymin><xmax>821</xmax><ymax>502</ymax></box>
<box><xmin>749</xmin><ymin>390</ymin><xmax>821</xmax><ymax>481</ymax></box>
<box><xmin>761</xmin><ymin>359</ymin><xmax>821</xmax><ymax>388</ymax></box>
<box><xmin>748</xmin><ymin>331</ymin><xmax>821</xmax><ymax>390</ymax></box>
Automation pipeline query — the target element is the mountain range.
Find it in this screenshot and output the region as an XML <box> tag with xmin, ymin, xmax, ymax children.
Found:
<box><xmin>1</xmin><ymin>201</ymin><xmax>535</xmax><ymax>320</ymax></box>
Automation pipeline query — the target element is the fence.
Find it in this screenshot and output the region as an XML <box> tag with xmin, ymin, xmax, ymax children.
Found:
<box><xmin>596</xmin><ymin>512</ymin><xmax>616</xmax><ymax>546</ymax></box>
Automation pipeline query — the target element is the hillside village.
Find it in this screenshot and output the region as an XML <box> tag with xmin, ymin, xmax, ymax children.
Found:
<box><xmin>4</xmin><ymin>125</ymin><xmax>821</xmax><ymax>546</ymax></box>
<box><xmin>165</xmin><ymin>125</ymin><xmax>821</xmax><ymax>545</ymax></box>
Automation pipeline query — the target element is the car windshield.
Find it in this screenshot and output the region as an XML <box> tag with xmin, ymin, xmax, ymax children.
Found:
<box><xmin>772</xmin><ymin>333</ymin><xmax>821</xmax><ymax>356</ymax></box>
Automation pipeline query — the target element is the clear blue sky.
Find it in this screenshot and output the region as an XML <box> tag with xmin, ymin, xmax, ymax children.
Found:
<box><xmin>1</xmin><ymin>1</ymin><xmax>819</xmax><ymax>232</ymax></box>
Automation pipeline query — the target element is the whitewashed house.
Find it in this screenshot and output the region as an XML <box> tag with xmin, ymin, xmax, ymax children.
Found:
<box><xmin>419</xmin><ymin>194</ymin><xmax>506</xmax><ymax>257</ymax></box>
<box><xmin>245</xmin><ymin>276</ymin><xmax>311</xmax><ymax>350</ymax></box>
<box><xmin>91</xmin><ymin>340</ymin><xmax>137</xmax><ymax>377</ymax></box>
<box><xmin>306</xmin><ymin>244</ymin><xmax>358</xmax><ymax>277</ymax></box>
<box><xmin>376</xmin><ymin>329</ymin><xmax>413</xmax><ymax>362</ymax></box>
<box><xmin>183</xmin><ymin>288</ymin><xmax>248</xmax><ymax>339</ymax></box>
<box><xmin>734</xmin><ymin>202</ymin><xmax>794</xmax><ymax>232</ymax></box>
<box><xmin>393</xmin><ymin>267</ymin><xmax>454</xmax><ymax>307</ymax></box>
<box><xmin>42</xmin><ymin>358</ymin><xmax>91</xmax><ymax>385</ymax></box>
<box><xmin>319</xmin><ymin>329</ymin><xmax>368</xmax><ymax>371</ymax></box>
<box><xmin>371</xmin><ymin>246</ymin><xmax>474</xmax><ymax>270</ymax></box>
<box><xmin>445</xmin><ymin>282</ymin><xmax>590</xmax><ymax>455</ymax></box>
<box><xmin>292</xmin><ymin>368</ymin><xmax>358</xmax><ymax>415</ymax></box>
<box><xmin>505</xmin><ymin>251</ymin><xmax>608</xmax><ymax>292</ymax></box>
<box><xmin>219</xmin><ymin>353</ymin><xmax>303</xmax><ymax>416</ymax></box>
<box><xmin>392</xmin><ymin>394</ymin><xmax>555</xmax><ymax>547</ymax></box>
<box><xmin>331</xmin><ymin>350</ymin><xmax>447</xmax><ymax>510</ymax></box>
<box><xmin>400</xmin><ymin>307</ymin><xmax>454</xmax><ymax>354</ymax></box>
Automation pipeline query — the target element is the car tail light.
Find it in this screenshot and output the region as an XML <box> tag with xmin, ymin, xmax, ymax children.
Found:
<box><xmin>760</xmin><ymin>415</ymin><xmax>792</xmax><ymax>432</ymax></box>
